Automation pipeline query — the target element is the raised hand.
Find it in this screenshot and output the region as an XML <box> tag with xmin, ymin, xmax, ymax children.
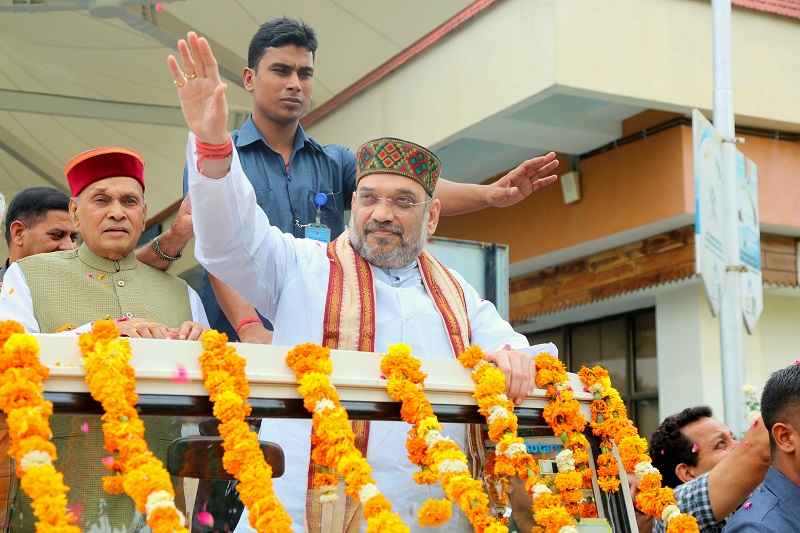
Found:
<box><xmin>167</xmin><ymin>31</ymin><xmax>229</xmax><ymax>145</ymax></box>
<box><xmin>484</xmin><ymin>152</ymin><xmax>560</xmax><ymax>208</ymax></box>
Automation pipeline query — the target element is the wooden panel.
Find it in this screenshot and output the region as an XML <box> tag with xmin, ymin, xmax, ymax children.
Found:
<box><xmin>509</xmin><ymin>227</ymin><xmax>798</xmax><ymax>326</ymax></box>
<box><xmin>761</xmin><ymin>234</ymin><xmax>797</xmax><ymax>286</ymax></box>
<box><xmin>509</xmin><ymin>227</ymin><xmax>695</xmax><ymax>325</ymax></box>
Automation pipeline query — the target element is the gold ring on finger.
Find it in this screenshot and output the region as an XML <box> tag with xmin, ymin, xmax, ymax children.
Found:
<box><xmin>132</xmin><ymin>323</ymin><xmax>139</xmax><ymax>332</ymax></box>
<box><xmin>174</xmin><ymin>79</ymin><xmax>186</xmax><ymax>88</ymax></box>
<box><xmin>185</xmin><ymin>73</ymin><xmax>197</xmax><ymax>80</ymax></box>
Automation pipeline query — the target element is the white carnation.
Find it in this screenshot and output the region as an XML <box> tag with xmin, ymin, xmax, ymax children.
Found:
<box><xmin>556</xmin><ymin>449</ymin><xmax>575</xmax><ymax>472</ymax></box>
<box><xmin>320</xmin><ymin>491</ymin><xmax>339</xmax><ymax>503</ymax></box>
<box><xmin>487</xmin><ymin>404</ymin><xmax>509</xmax><ymax>426</ymax></box>
<box><xmin>438</xmin><ymin>459</ymin><xmax>468</xmax><ymax>473</ymax></box>
<box><xmin>502</xmin><ymin>442</ymin><xmax>527</xmax><ymax>459</ymax></box>
<box><xmin>588</xmin><ymin>382</ymin><xmax>604</xmax><ymax>394</ymax></box>
<box><xmin>145</xmin><ymin>490</ymin><xmax>184</xmax><ymax>526</ymax></box>
<box><xmin>634</xmin><ymin>461</ymin><xmax>658</xmax><ymax>477</ymax></box>
<box><xmin>531</xmin><ymin>483</ymin><xmax>551</xmax><ymax>500</ymax></box>
<box><xmin>425</xmin><ymin>430</ymin><xmax>452</xmax><ymax>449</ymax></box>
<box><xmin>20</xmin><ymin>450</ymin><xmax>52</xmax><ymax>471</ymax></box>
<box><xmin>472</xmin><ymin>360</ymin><xmax>488</xmax><ymax>373</ymax></box>
<box><xmin>313</xmin><ymin>398</ymin><xmax>336</xmax><ymax>413</ymax></box>
<box><xmin>320</xmin><ymin>484</ymin><xmax>339</xmax><ymax>503</ymax></box>
<box><xmin>358</xmin><ymin>483</ymin><xmax>379</xmax><ymax>503</ymax></box>
<box><xmin>661</xmin><ymin>504</ymin><xmax>681</xmax><ymax>523</ymax></box>
<box><xmin>555</xmin><ymin>380</ymin><xmax>572</xmax><ymax>391</ymax></box>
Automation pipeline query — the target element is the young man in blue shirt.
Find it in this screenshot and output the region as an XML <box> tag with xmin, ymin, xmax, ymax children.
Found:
<box><xmin>723</xmin><ymin>364</ymin><xmax>800</xmax><ymax>532</ymax></box>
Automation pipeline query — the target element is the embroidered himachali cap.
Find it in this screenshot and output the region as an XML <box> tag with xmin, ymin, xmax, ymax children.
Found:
<box><xmin>356</xmin><ymin>137</ymin><xmax>441</xmax><ymax>197</ymax></box>
<box><xmin>63</xmin><ymin>147</ymin><xmax>146</xmax><ymax>196</ymax></box>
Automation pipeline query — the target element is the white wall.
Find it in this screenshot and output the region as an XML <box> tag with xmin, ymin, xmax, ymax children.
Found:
<box><xmin>655</xmin><ymin>284</ymin><xmax>724</xmax><ymax>419</ymax></box>
<box><xmin>656</xmin><ymin>285</ymin><xmax>800</xmax><ymax>423</ymax></box>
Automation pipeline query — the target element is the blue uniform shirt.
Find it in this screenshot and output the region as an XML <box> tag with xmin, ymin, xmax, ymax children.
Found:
<box><xmin>722</xmin><ymin>466</ymin><xmax>800</xmax><ymax>532</ymax></box>
<box><xmin>183</xmin><ymin>115</ymin><xmax>357</xmax><ymax>339</ymax></box>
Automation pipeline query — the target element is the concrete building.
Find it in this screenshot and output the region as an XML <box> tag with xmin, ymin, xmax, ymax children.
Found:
<box><xmin>302</xmin><ymin>0</ymin><xmax>800</xmax><ymax>439</ymax></box>
<box><xmin>1</xmin><ymin>0</ymin><xmax>798</xmax><ymax>439</ymax></box>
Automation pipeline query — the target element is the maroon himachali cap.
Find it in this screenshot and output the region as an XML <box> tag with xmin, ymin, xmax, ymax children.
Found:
<box><xmin>63</xmin><ymin>147</ymin><xmax>146</xmax><ymax>196</ymax></box>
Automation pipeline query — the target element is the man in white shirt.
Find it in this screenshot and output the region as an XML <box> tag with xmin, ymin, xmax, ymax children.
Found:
<box><xmin>172</xmin><ymin>32</ymin><xmax>540</xmax><ymax>533</ymax></box>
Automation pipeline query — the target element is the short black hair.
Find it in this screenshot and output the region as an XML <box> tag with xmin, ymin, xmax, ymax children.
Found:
<box><xmin>761</xmin><ymin>364</ymin><xmax>800</xmax><ymax>454</ymax></box>
<box><xmin>248</xmin><ymin>17</ymin><xmax>318</xmax><ymax>70</ymax></box>
<box><xmin>4</xmin><ymin>187</ymin><xmax>71</xmax><ymax>244</ymax></box>
<box><xmin>649</xmin><ymin>405</ymin><xmax>714</xmax><ymax>489</ymax></box>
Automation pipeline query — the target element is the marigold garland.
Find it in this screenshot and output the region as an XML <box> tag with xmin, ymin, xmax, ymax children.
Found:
<box><xmin>286</xmin><ymin>343</ymin><xmax>409</xmax><ymax>533</ymax></box>
<box><xmin>533</xmin><ymin>353</ymin><xmax>596</xmax><ymax>521</ymax></box>
<box><xmin>199</xmin><ymin>330</ymin><xmax>292</xmax><ymax>532</ymax></box>
<box><xmin>78</xmin><ymin>319</ymin><xmax>187</xmax><ymax>533</ymax></box>
<box><xmin>577</xmin><ymin>366</ymin><xmax>699</xmax><ymax>533</ymax></box>
<box><xmin>0</xmin><ymin>320</ymin><xmax>80</xmax><ymax>533</ymax></box>
<box><xmin>459</xmin><ymin>345</ymin><xmax>591</xmax><ymax>533</ymax></box>
<box><xmin>381</xmin><ymin>343</ymin><xmax>509</xmax><ymax>532</ymax></box>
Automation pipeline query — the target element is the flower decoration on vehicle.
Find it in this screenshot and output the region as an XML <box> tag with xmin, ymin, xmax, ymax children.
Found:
<box><xmin>199</xmin><ymin>330</ymin><xmax>292</xmax><ymax>532</ymax></box>
<box><xmin>0</xmin><ymin>320</ymin><xmax>80</xmax><ymax>533</ymax></box>
<box><xmin>78</xmin><ymin>319</ymin><xmax>187</xmax><ymax>533</ymax></box>
<box><xmin>286</xmin><ymin>342</ymin><xmax>409</xmax><ymax>533</ymax></box>
<box><xmin>381</xmin><ymin>343</ymin><xmax>508</xmax><ymax>531</ymax></box>
<box><xmin>578</xmin><ymin>366</ymin><xmax>699</xmax><ymax>533</ymax></box>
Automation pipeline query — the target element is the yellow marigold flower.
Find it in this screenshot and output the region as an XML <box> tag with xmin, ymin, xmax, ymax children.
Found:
<box><xmin>0</xmin><ymin>320</ymin><xmax>25</xmax><ymax>347</ymax></box>
<box><xmin>554</xmin><ymin>471</ymin><xmax>583</xmax><ymax>492</ymax></box>
<box><xmin>598</xmin><ymin>476</ymin><xmax>622</xmax><ymax>492</ymax></box>
<box><xmin>417</xmin><ymin>498</ymin><xmax>452</xmax><ymax>527</ymax></box>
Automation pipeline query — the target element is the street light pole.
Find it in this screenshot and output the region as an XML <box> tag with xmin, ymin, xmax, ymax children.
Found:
<box><xmin>712</xmin><ymin>0</ymin><xmax>746</xmax><ymax>436</ymax></box>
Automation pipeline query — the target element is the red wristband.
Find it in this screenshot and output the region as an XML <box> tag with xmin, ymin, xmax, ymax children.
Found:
<box><xmin>196</xmin><ymin>136</ymin><xmax>233</xmax><ymax>173</ymax></box>
<box><xmin>235</xmin><ymin>316</ymin><xmax>261</xmax><ymax>334</ymax></box>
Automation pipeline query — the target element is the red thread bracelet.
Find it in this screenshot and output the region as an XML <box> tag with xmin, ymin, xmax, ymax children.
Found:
<box><xmin>235</xmin><ymin>316</ymin><xmax>261</xmax><ymax>334</ymax></box>
<box><xmin>196</xmin><ymin>136</ymin><xmax>233</xmax><ymax>173</ymax></box>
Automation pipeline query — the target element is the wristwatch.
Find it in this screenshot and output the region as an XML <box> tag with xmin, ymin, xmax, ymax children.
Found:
<box><xmin>151</xmin><ymin>236</ymin><xmax>183</xmax><ymax>262</ymax></box>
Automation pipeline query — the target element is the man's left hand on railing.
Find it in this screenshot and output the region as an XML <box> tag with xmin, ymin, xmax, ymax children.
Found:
<box><xmin>484</xmin><ymin>349</ymin><xmax>536</xmax><ymax>406</ymax></box>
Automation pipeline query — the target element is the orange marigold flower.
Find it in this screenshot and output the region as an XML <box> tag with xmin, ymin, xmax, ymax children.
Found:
<box><xmin>579</xmin><ymin>501</ymin><xmax>599</xmax><ymax>518</ymax></box>
<box><xmin>286</xmin><ymin>343</ymin><xmax>333</xmax><ymax>378</ymax></box>
<box><xmin>618</xmin><ymin>435</ymin><xmax>650</xmax><ymax>472</ymax></box>
<box><xmin>534</xmin><ymin>504</ymin><xmax>573</xmax><ymax>531</ymax></box>
<box><xmin>666</xmin><ymin>513</ymin><xmax>700</xmax><ymax>532</ymax></box>
<box><xmin>413</xmin><ymin>468</ymin><xmax>439</xmax><ymax>486</ymax></box>
<box><xmin>89</xmin><ymin>318</ymin><xmax>120</xmax><ymax>342</ymax></box>
<box><xmin>457</xmin><ymin>345</ymin><xmax>486</xmax><ymax>369</ymax></box>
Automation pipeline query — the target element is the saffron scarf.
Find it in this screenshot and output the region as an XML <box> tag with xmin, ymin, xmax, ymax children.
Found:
<box><xmin>305</xmin><ymin>230</ymin><xmax>471</xmax><ymax>533</ymax></box>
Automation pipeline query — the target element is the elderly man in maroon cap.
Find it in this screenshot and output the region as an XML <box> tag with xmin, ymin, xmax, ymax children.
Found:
<box><xmin>0</xmin><ymin>146</ymin><xmax>208</xmax><ymax>532</ymax></box>
<box><xmin>0</xmin><ymin>146</ymin><xmax>208</xmax><ymax>338</ymax></box>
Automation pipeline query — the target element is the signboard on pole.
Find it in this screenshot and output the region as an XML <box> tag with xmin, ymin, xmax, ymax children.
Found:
<box><xmin>693</xmin><ymin>109</ymin><xmax>726</xmax><ymax>316</ymax></box>
<box><xmin>737</xmin><ymin>150</ymin><xmax>762</xmax><ymax>333</ymax></box>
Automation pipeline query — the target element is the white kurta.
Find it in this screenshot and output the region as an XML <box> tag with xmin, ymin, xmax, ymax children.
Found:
<box><xmin>0</xmin><ymin>261</ymin><xmax>208</xmax><ymax>332</ymax></box>
<box><xmin>187</xmin><ymin>135</ymin><xmax>529</xmax><ymax>533</ymax></box>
